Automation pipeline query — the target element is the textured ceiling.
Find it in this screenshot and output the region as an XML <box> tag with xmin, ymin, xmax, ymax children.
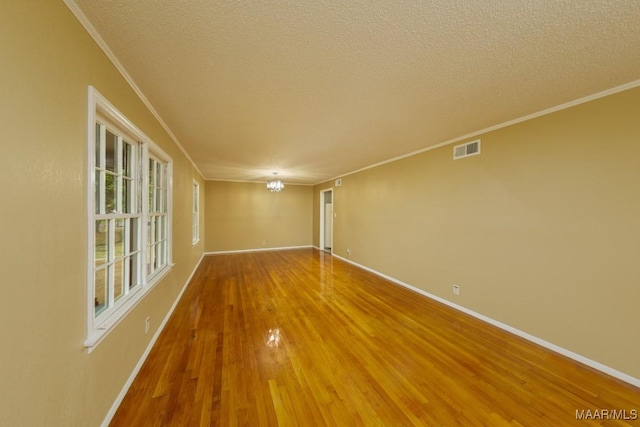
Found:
<box><xmin>69</xmin><ymin>0</ymin><xmax>640</xmax><ymax>184</ymax></box>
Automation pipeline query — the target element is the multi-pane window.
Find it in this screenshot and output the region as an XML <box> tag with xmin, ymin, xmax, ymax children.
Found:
<box><xmin>93</xmin><ymin>123</ymin><xmax>142</xmax><ymax>317</ymax></box>
<box><xmin>192</xmin><ymin>181</ymin><xmax>200</xmax><ymax>244</ymax></box>
<box><xmin>147</xmin><ymin>155</ymin><xmax>169</xmax><ymax>277</ymax></box>
<box><xmin>86</xmin><ymin>87</ymin><xmax>172</xmax><ymax>350</ymax></box>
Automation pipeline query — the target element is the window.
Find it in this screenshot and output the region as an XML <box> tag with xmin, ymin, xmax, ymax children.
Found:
<box><xmin>93</xmin><ymin>123</ymin><xmax>142</xmax><ymax>317</ymax></box>
<box><xmin>86</xmin><ymin>87</ymin><xmax>173</xmax><ymax>350</ymax></box>
<box><xmin>147</xmin><ymin>155</ymin><xmax>169</xmax><ymax>277</ymax></box>
<box><xmin>192</xmin><ymin>181</ymin><xmax>200</xmax><ymax>244</ymax></box>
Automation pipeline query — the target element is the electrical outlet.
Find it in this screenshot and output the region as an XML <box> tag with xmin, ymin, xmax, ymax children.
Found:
<box><xmin>145</xmin><ymin>317</ymin><xmax>150</xmax><ymax>333</ymax></box>
<box><xmin>346</xmin><ymin>248</ymin><xmax>351</xmax><ymax>256</ymax></box>
<box><xmin>453</xmin><ymin>285</ymin><xmax>460</xmax><ymax>295</ymax></box>
<box><xmin>261</xmin><ymin>240</ymin><xmax>266</xmax><ymax>246</ymax></box>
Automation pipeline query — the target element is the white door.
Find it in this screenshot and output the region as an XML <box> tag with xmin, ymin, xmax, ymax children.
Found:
<box><xmin>324</xmin><ymin>203</ymin><xmax>333</xmax><ymax>249</ymax></box>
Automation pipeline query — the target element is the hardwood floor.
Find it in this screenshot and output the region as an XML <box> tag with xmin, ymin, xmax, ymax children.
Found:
<box><xmin>111</xmin><ymin>248</ymin><xmax>639</xmax><ymax>426</ymax></box>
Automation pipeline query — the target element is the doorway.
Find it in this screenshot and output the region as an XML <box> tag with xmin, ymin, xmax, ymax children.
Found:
<box><xmin>319</xmin><ymin>188</ymin><xmax>333</xmax><ymax>253</ymax></box>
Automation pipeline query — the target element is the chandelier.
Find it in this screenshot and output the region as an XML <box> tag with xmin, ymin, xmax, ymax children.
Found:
<box><xmin>266</xmin><ymin>173</ymin><xmax>284</xmax><ymax>192</ymax></box>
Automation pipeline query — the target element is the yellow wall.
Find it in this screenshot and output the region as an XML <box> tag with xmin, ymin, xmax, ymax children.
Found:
<box><xmin>0</xmin><ymin>1</ymin><xmax>204</xmax><ymax>425</ymax></box>
<box><xmin>205</xmin><ymin>181</ymin><xmax>313</xmax><ymax>252</ymax></box>
<box><xmin>314</xmin><ymin>86</ymin><xmax>640</xmax><ymax>380</ymax></box>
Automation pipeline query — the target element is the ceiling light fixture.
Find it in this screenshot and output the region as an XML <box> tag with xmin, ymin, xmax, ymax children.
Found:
<box><xmin>266</xmin><ymin>173</ymin><xmax>284</xmax><ymax>192</ymax></box>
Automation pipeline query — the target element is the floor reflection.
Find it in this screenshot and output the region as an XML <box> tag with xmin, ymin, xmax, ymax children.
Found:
<box><xmin>319</xmin><ymin>250</ymin><xmax>334</xmax><ymax>301</ymax></box>
<box><xmin>264</xmin><ymin>328</ymin><xmax>281</xmax><ymax>348</ymax></box>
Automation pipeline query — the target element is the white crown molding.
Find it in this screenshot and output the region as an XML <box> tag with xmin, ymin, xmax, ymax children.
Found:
<box><xmin>319</xmin><ymin>79</ymin><xmax>640</xmax><ymax>186</ymax></box>
<box><xmin>63</xmin><ymin>0</ymin><xmax>204</xmax><ymax>180</ymax></box>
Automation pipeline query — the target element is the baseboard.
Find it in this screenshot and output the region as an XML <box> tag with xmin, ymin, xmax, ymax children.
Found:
<box><xmin>205</xmin><ymin>245</ymin><xmax>312</xmax><ymax>255</ymax></box>
<box><xmin>312</xmin><ymin>245</ymin><xmax>333</xmax><ymax>254</ymax></box>
<box><xmin>100</xmin><ymin>252</ymin><xmax>207</xmax><ymax>427</ymax></box>
<box><xmin>333</xmin><ymin>254</ymin><xmax>640</xmax><ymax>388</ymax></box>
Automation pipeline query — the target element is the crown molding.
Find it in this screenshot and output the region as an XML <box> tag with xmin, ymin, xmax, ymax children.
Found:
<box><xmin>63</xmin><ymin>0</ymin><xmax>203</xmax><ymax>179</ymax></box>
<box><xmin>317</xmin><ymin>79</ymin><xmax>640</xmax><ymax>186</ymax></box>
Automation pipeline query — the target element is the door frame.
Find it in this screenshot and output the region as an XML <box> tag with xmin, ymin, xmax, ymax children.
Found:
<box><xmin>319</xmin><ymin>188</ymin><xmax>333</xmax><ymax>253</ymax></box>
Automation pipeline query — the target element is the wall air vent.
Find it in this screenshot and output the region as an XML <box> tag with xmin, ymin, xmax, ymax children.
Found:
<box><xmin>453</xmin><ymin>139</ymin><xmax>481</xmax><ymax>160</ymax></box>
<box><xmin>335</xmin><ymin>178</ymin><xmax>342</xmax><ymax>186</ymax></box>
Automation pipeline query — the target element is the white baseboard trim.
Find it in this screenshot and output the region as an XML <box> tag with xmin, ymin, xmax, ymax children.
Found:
<box><xmin>333</xmin><ymin>254</ymin><xmax>640</xmax><ymax>388</ymax></box>
<box><xmin>101</xmin><ymin>252</ymin><xmax>207</xmax><ymax>427</ymax></box>
<box><xmin>312</xmin><ymin>245</ymin><xmax>333</xmax><ymax>254</ymax></box>
<box><xmin>205</xmin><ymin>245</ymin><xmax>312</xmax><ymax>255</ymax></box>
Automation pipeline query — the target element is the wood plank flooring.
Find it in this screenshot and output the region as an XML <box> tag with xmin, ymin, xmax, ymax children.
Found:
<box><xmin>110</xmin><ymin>248</ymin><xmax>640</xmax><ymax>426</ymax></box>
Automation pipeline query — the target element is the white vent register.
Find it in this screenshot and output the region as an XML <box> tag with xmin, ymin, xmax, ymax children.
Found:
<box><xmin>453</xmin><ymin>139</ymin><xmax>481</xmax><ymax>159</ymax></box>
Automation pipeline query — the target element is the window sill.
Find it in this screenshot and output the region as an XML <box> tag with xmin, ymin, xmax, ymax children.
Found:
<box><xmin>84</xmin><ymin>264</ymin><xmax>174</xmax><ymax>352</ymax></box>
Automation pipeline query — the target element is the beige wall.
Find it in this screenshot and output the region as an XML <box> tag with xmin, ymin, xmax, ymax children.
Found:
<box><xmin>0</xmin><ymin>1</ymin><xmax>204</xmax><ymax>425</ymax></box>
<box><xmin>314</xmin><ymin>87</ymin><xmax>640</xmax><ymax>380</ymax></box>
<box><xmin>205</xmin><ymin>181</ymin><xmax>313</xmax><ymax>252</ymax></box>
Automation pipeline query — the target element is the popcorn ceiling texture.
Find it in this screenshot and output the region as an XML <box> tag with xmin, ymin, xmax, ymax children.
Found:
<box><xmin>73</xmin><ymin>0</ymin><xmax>640</xmax><ymax>184</ymax></box>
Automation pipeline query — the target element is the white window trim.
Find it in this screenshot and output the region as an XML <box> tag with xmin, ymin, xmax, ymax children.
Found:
<box><xmin>192</xmin><ymin>180</ymin><xmax>200</xmax><ymax>245</ymax></box>
<box><xmin>85</xmin><ymin>86</ymin><xmax>173</xmax><ymax>351</ymax></box>
<box><xmin>146</xmin><ymin>151</ymin><xmax>172</xmax><ymax>280</ymax></box>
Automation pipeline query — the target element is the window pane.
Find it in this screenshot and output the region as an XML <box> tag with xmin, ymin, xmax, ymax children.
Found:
<box><xmin>155</xmin><ymin>188</ymin><xmax>162</xmax><ymax>213</ymax></box>
<box><xmin>94</xmin><ymin>267</ymin><xmax>108</xmax><ymax>316</ymax></box>
<box><xmin>159</xmin><ymin>242</ymin><xmax>166</xmax><ymax>267</ymax></box>
<box><xmin>123</xmin><ymin>254</ymin><xmax>130</xmax><ymax>291</ymax></box>
<box><xmin>95</xmin><ymin>124</ymin><xmax>102</xmax><ymax>168</ymax></box>
<box><xmin>136</xmin><ymin>163</ymin><xmax>143</xmax><ymax>214</ymax></box>
<box><xmin>123</xmin><ymin>142</ymin><xmax>133</xmax><ymax>178</ymax></box>
<box><xmin>95</xmin><ymin>220</ymin><xmax>108</xmax><ymax>266</ymax></box>
<box><xmin>123</xmin><ymin>219</ymin><xmax>129</xmax><ymax>255</ymax></box>
<box><xmin>148</xmin><ymin>160</ymin><xmax>155</xmax><ymax>189</ymax></box>
<box><xmin>153</xmin><ymin>244</ymin><xmax>159</xmax><ymax>270</ymax></box>
<box><xmin>193</xmin><ymin>185</ymin><xmax>198</xmax><ymax>211</ymax></box>
<box><xmin>148</xmin><ymin>183</ymin><xmax>154</xmax><ymax>213</ymax></box>
<box><xmin>105</xmin><ymin>129</ymin><xmax>117</xmax><ymax>172</ymax></box>
<box><xmin>122</xmin><ymin>178</ymin><xmax>131</xmax><ymax>213</ymax></box>
<box><xmin>154</xmin><ymin>243</ymin><xmax>161</xmax><ymax>270</ymax></box>
<box><xmin>128</xmin><ymin>218</ymin><xmax>139</xmax><ymax>254</ymax></box>
<box><xmin>147</xmin><ymin>218</ymin><xmax>154</xmax><ymax>246</ymax></box>
<box><xmin>162</xmin><ymin>189</ymin><xmax>168</xmax><ymax>212</ymax></box>
<box><xmin>147</xmin><ymin>216</ymin><xmax>154</xmax><ymax>275</ymax></box>
<box><xmin>155</xmin><ymin>216</ymin><xmax>163</xmax><ymax>241</ymax></box>
<box><xmin>193</xmin><ymin>213</ymin><xmax>198</xmax><ymax>237</ymax></box>
<box><xmin>95</xmin><ymin>171</ymin><xmax>102</xmax><ymax>214</ymax></box>
<box><xmin>114</xmin><ymin>259</ymin><xmax>124</xmax><ymax>302</ymax></box>
<box><xmin>115</xmin><ymin>219</ymin><xmax>125</xmax><ymax>257</ymax></box>
<box><xmin>129</xmin><ymin>253</ymin><xmax>140</xmax><ymax>289</ymax></box>
<box><xmin>156</xmin><ymin>162</ymin><xmax>162</xmax><ymax>187</ymax></box>
<box><xmin>146</xmin><ymin>243</ymin><xmax>153</xmax><ymax>275</ymax></box>
<box><xmin>105</xmin><ymin>173</ymin><xmax>116</xmax><ymax>213</ymax></box>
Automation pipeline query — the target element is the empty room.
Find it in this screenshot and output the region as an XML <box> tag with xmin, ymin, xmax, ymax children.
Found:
<box><xmin>1</xmin><ymin>1</ymin><xmax>639</xmax><ymax>426</ymax></box>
